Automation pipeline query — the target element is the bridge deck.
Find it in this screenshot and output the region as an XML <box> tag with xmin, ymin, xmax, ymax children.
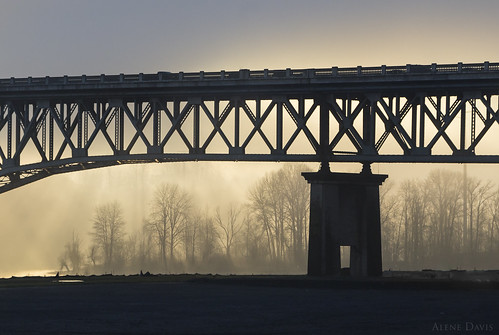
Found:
<box><xmin>2</xmin><ymin>62</ymin><xmax>499</xmax><ymax>98</ymax></box>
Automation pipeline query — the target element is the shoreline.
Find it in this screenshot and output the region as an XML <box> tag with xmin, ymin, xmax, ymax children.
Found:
<box><xmin>2</xmin><ymin>270</ymin><xmax>499</xmax><ymax>290</ymax></box>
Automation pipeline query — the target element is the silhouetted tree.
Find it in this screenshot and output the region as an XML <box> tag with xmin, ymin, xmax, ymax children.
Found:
<box><xmin>487</xmin><ymin>187</ymin><xmax>499</xmax><ymax>253</ymax></box>
<box><xmin>240</xmin><ymin>213</ymin><xmax>266</xmax><ymax>266</ymax></box>
<box><xmin>248</xmin><ymin>164</ymin><xmax>310</xmax><ymax>269</ymax></box>
<box><xmin>198</xmin><ymin>211</ymin><xmax>218</xmax><ymax>262</ymax></box>
<box><xmin>466</xmin><ymin>178</ymin><xmax>493</xmax><ymax>256</ymax></box>
<box><xmin>380</xmin><ymin>169</ymin><xmax>499</xmax><ymax>270</ymax></box>
<box><xmin>380</xmin><ymin>181</ymin><xmax>401</xmax><ymax>268</ymax></box>
<box><xmin>280</xmin><ymin>164</ymin><xmax>309</xmax><ymax>267</ymax></box>
<box><xmin>424</xmin><ymin>170</ymin><xmax>462</xmax><ymax>266</ymax></box>
<box><xmin>147</xmin><ymin>183</ymin><xmax>191</xmax><ymax>271</ymax></box>
<box><xmin>138</xmin><ymin>223</ymin><xmax>156</xmax><ymax>271</ymax></box>
<box><xmin>183</xmin><ymin>211</ymin><xmax>200</xmax><ymax>266</ymax></box>
<box><xmin>91</xmin><ymin>201</ymin><xmax>126</xmax><ymax>272</ymax></box>
<box><xmin>215</xmin><ymin>204</ymin><xmax>243</xmax><ymax>259</ymax></box>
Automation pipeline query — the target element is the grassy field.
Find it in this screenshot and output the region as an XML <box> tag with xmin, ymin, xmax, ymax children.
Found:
<box><xmin>0</xmin><ymin>271</ymin><xmax>497</xmax><ymax>334</ymax></box>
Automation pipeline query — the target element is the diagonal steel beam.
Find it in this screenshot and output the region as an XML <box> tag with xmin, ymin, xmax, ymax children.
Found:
<box><xmin>200</xmin><ymin>101</ymin><xmax>232</xmax><ymax>150</ymax></box>
<box><xmin>241</xmin><ymin>100</ymin><xmax>276</xmax><ymax>151</ymax></box>
<box><xmin>159</xmin><ymin>102</ymin><xmax>193</xmax><ymax>150</ymax></box>
<box><xmin>328</xmin><ymin>98</ymin><xmax>365</xmax><ymax>152</ymax></box>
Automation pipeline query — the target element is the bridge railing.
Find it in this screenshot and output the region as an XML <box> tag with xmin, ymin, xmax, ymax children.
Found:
<box><xmin>1</xmin><ymin>61</ymin><xmax>497</xmax><ymax>87</ymax></box>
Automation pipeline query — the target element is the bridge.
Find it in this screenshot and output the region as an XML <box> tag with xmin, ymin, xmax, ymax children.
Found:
<box><xmin>2</xmin><ymin>61</ymin><xmax>499</xmax><ymax>276</ymax></box>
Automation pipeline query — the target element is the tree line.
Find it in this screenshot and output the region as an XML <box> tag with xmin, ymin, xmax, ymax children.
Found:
<box><xmin>59</xmin><ymin>166</ymin><xmax>499</xmax><ymax>275</ymax></box>
<box><xmin>381</xmin><ymin>169</ymin><xmax>499</xmax><ymax>270</ymax></box>
<box><xmin>59</xmin><ymin>164</ymin><xmax>310</xmax><ymax>275</ymax></box>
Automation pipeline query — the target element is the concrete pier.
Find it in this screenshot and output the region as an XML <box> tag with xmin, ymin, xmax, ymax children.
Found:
<box><xmin>302</xmin><ymin>169</ymin><xmax>387</xmax><ymax>276</ymax></box>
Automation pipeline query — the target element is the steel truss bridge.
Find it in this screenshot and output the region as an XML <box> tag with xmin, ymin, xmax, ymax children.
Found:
<box><xmin>1</xmin><ymin>61</ymin><xmax>499</xmax><ymax>193</ymax></box>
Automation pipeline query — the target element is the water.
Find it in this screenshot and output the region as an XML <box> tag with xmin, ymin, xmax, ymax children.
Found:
<box><xmin>1</xmin><ymin>269</ymin><xmax>57</xmax><ymax>278</ymax></box>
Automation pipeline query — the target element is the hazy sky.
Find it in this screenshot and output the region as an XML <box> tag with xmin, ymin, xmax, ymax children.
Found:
<box><xmin>1</xmin><ymin>0</ymin><xmax>499</xmax><ymax>276</ymax></box>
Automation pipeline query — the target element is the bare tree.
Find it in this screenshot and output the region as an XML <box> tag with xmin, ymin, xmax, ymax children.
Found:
<box><xmin>215</xmin><ymin>204</ymin><xmax>243</xmax><ymax>259</ymax></box>
<box><xmin>380</xmin><ymin>181</ymin><xmax>401</xmax><ymax>268</ymax></box>
<box><xmin>198</xmin><ymin>211</ymin><xmax>218</xmax><ymax>262</ymax></box>
<box><xmin>138</xmin><ymin>222</ymin><xmax>156</xmax><ymax>271</ymax></box>
<box><xmin>248</xmin><ymin>164</ymin><xmax>310</xmax><ymax>265</ymax></box>
<box><xmin>466</xmin><ymin>178</ymin><xmax>493</xmax><ymax>257</ymax></box>
<box><xmin>381</xmin><ymin>169</ymin><xmax>499</xmax><ymax>270</ymax></box>
<box><xmin>424</xmin><ymin>170</ymin><xmax>462</xmax><ymax>266</ymax></box>
<box><xmin>487</xmin><ymin>187</ymin><xmax>499</xmax><ymax>253</ymax></box>
<box><xmin>240</xmin><ymin>212</ymin><xmax>265</xmax><ymax>264</ymax></box>
<box><xmin>91</xmin><ymin>201</ymin><xmax>126</xmax><ymax>273</ymax></box>
<box><xmin>398</xmin><ymin>180</ymin><xmax>427</xmax><ymax>268</ymax></box>
<box><xmin>249</xmin><ymin>174</ymin><xmax>276</xmax><ymax>260</ymax></box>
<box><xmin>281</xmin><ymin>164</ymin><xmax>309</xmax><ymax>267</ymax></box>
<box><xmin>183</xmin><ymin>211</ymin><xmax>200</xmax><ymax>266</ymax></box>
<box><xmin>147</xmin><ymin>183</ymin><xmax>191</xmax><ymax>271</ymax></box>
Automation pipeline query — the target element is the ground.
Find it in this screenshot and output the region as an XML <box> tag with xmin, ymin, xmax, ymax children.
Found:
<box><xmin>0</xmin><ymin>272</ymin><xmax>498</xmax><ymax>334</ymax></box>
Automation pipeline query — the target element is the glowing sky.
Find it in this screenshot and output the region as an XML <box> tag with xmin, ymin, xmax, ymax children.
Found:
<box><xmin>2</xmin><ymin>0</ymin><xmax>499</xmax><ymax>77</ymax></box>
<box><xmin>1</xmin><ymin>0</ymin><xmax>499</xmax><ymax>276</ymax></box>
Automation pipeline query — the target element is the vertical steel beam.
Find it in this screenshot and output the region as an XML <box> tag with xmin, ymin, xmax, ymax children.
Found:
<box><xmin>153</xmin><ymin>101</ymin><xmax>159</xmax><ymax>147</ymax></box>
<box><xmin>363</xmin><ymin>96</ymin><xmax>375</xmax><ymax>151</ymax></box>
<box><xmin>49</xmin><ymin>108</ymin><xmax>54</xmax><ymax>161</ymax></box>
<box><xmin>66</xmin><ymin>103</ymin><xmax>71</xmax><ymax>130</ymax></box>
<box><xmin>96</xmin><ymin>101</ymin><xmax>101</xmax><ymax>120</ymax></box>
<box><xmin>471</xmin><ymin>100</ymin><xmax>476</xmax><ymax>150</ymax></box>
<box><xmin>460</xmin><ymin>97</ymin><xmax>466</xmax><ymax>151</ymax></box>
<box><xmin>194</xmin><ymin>103</ymin><xmax>200</xmax><ymax>150</ymax></box>
<box><xmin>411</xmin><ymin>103</ymin><xmax>417</xmax><ymax>142</ymax></box>
<box><xmin>77</xmin><ymin>103</ymin><xmax>82</xmax><ymax>149</ymax></box>
<box><xmin>370</xmin><ymin>99</ymin><xmax>376</xmax><ymax>148</ymax></box>
<box><xmin>119</xmin><ymin>106</ymin><xmax>124</xmax><ymax>151</ymax></box>
<box><xmin>419</xmin><ymin>97</ymin><xmax>425</xmax><ymax>148</ymax></box>
<box><xmin>114</xmin><ymin>107</ymin><xmax>119</xmax><ymax>150</ymax></box>
<box><xmin>276</xmin><ymin>100</ymin><xmax>283</xmax><ymax>151</ymax></box>
<box><xmin>135</xmin><ymin>101</ymin><xmax>141</xmax><ymax>120</ymax></box>
<box><xmin>363</xmin><ymin>101</ymin><xmax>370</xmax><ymax>145</ymax></box>
<box><xmin>7</xmin><ymin>106</ymin><xmax>12</xmax><ymax>159</ymax></box>
<box><xmin>298</xmin><ymin>97</ymin><xmax>304</xmax><ymax>118</ymax></box>
<box><xmin>42</xmin><ymin>112</ymin><xmax>46</xmax><ymax>153</ymax></box>
<box><xmin>234</xmin><ymin>98</ymin><xmax>240</xmax><ymax>148</ymax></box>
<box><xmin>61</xmin><ymin>103</ymin><xmax>65</xmax><ymax>130</ymax></box>
<box><xmin>256</xmin><ymin>98</ymin><xmax>261</xmax><ymax>119</ymax></box>
<box><xmin>15</xmin><ymin>103</ymin><xmax>21</xmax><ymax>157</ymax></box>
<box><xmin>84</xmin><ymin>109</ymin><xmax>88</xmax><ymax>147</ymax></box>
<box><xmin>174</xmin><ymin>100</ymin><xmax>180</xmax><ymax>118</ymax></box>
<box><xmin>396</xmin><ymin>95</ymin><xmax>400</xmax><ymax>118</ymax></box>
<box><xmin>214</xmin><ymin>99</ymin><xmax>219</xmax><ymax>120</ymax></box>
<box><xmin>437</xmin><ymin>96</ymin><xmax>442</xmax><ymax>123</ymax></box>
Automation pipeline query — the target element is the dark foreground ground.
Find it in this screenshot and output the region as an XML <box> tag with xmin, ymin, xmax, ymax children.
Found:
<box><xmin>0</xmin><ymin>271</ymin><xmax>498</xmax><ymax>334</ymax></box>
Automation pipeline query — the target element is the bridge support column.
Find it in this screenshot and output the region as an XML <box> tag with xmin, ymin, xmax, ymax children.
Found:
<box><xmin>302</xmin><ymin>168</ymin><xmax>387</xmax><ymax>277</ymax></box>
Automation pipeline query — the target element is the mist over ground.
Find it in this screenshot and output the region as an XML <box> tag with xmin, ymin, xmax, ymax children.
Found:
<box><xmin>0</xmin><ymin>162</ymin><xmax>294</xmax><ymax>277</ymax></box>
<box><xmin>2</xmin><ymin>162</ymin><xmax>499</xmax><ymax>277</ymax></box>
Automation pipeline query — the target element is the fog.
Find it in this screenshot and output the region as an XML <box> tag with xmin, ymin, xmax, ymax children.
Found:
<box><xmin>2</xmin><ymin>161</ymin><xmax>498</xmax><ymax>277</ymax></box>
<box><xmin>2</xmin><ymin>0</ymin><xmax>499</xmax><ymax>277</ymax></box>
<box><xmin>0</xmin><ymin>162</ymin><xmax>290</xmax><ymax>277</ymax></box>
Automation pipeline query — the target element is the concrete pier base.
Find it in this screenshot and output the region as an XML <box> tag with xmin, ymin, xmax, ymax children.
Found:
<box><xmin>302</xmin><ymin>170</ymin><xmax>388</xmax><ymax>276</ymax></box>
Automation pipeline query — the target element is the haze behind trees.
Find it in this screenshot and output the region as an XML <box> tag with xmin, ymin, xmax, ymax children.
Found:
<box><xmin>58</xmin><ymin>164</ymin><xmax>499</xmax><ymax>276</ymax></box>
<box><xmin>59</xmin><ymin>164</ymin><xmax>310</xmax><ymax>275</ymax></box>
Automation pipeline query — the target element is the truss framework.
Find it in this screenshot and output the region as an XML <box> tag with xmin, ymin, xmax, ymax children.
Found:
<box><xmin>2</xmin><ymin>63</ymin><xmax>499</xmax><ymax>192</ymax></box>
